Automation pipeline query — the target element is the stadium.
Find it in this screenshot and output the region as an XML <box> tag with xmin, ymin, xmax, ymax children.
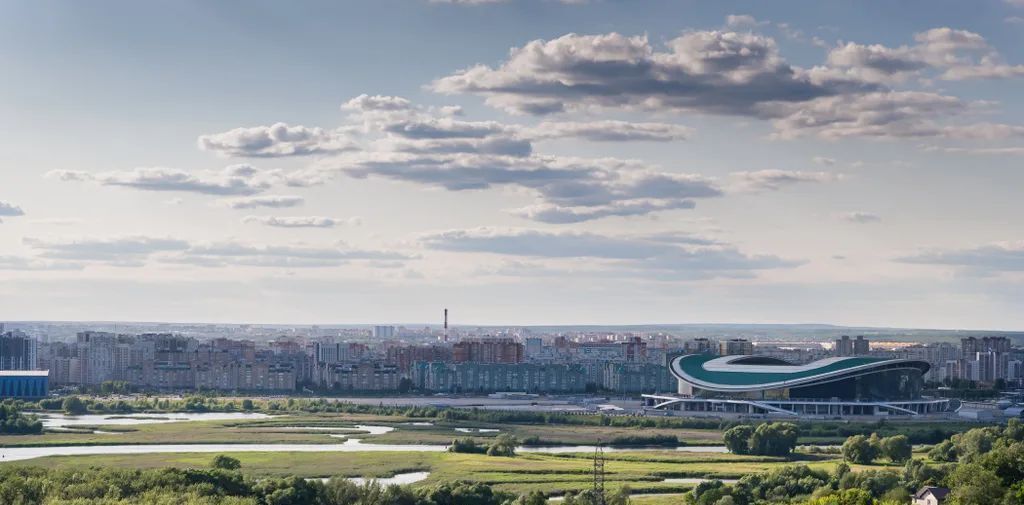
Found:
<box><xmin>643</xmin><ymin>354</ymin><xmax>950</xmax><ymax>418</ymax></box>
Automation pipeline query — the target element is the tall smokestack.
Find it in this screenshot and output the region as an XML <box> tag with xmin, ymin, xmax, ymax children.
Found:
<box><xmin>443</xmin><ymin>308</ymin><xmax>448</xmax><ymax>342</ymax></box>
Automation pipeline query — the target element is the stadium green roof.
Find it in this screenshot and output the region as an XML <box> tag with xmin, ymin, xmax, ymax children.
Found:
<box><xmin>670</xmin><ymin>354</ymin><xmax>927</xmax><ymax>391</ymax></box>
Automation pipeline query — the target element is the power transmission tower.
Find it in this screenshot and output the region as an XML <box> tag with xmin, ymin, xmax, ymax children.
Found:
<box><xmin>592</xmin><ymin>440</ymin><xmax>606</xmax><ymax>505</ymax></box>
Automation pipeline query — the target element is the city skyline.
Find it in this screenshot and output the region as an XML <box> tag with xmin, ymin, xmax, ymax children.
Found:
<box><xmin>3</xmin><ymin>1</ymin><xmax>1024</xmax><ymax>329</ymax></box>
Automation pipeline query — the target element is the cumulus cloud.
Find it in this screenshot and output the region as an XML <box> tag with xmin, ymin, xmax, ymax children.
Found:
<box><xmin>825</xmin><ymin>27</ymin><xmax>1024</xmax><ymax>83</ymax></box>
<box><xmin>428</xmin><ymin>29</ymin><xmax>1024</xmax><ymax>141</ymax></box>
<box><xmin>767</xmin><ymin>91</ymin><xmax>980</xmax><ymax>140</ymax></box>
<box><xmin>341</xmin><ymin>94</ymin><xmax>413</xmax><ymax>112</ymax></box>
<box><xmin>838</xmin><ymin>211</ymin><xmax>882</xmax><ymax>223</ymax></box>
<box><xmin>432</xmin><ymin>31</ymin><xmax>872</xmax><ymax>117</ymax></box>
<box><xmin>0</xmin><ymin>201</ymin><xmax>25</xmax><ymax>220</ymax></box>
<box><xmin>897</xmin><ymin>240</ymin><xmax>1024</xmax><ymax>275</ymax></box>
<box><xmin>47</xmin><ymin>165</ymin><xmax>272</xmax><ymax>196</ymax></box>
<box><xmin>200</xmin><ymin>93</ymin><xmax>717</xmax><ymax>222</ymax></box>
<box><xmin>242</xmin><ymin>215</ymin><xmax>361</xmax><ymax>228</ymax></box>
<box><xmin>729</xmin><ymin>170</ymin><xmax>841</xmax><ymax>192</ymax></box>
<box><xmin>725</xmin><ymin>14</ymin><xmax>768</xmax><ymax>28</ymax></box>
<box><xmin>47</xmin><ymin>165</ymin><xmax>331</xmax><ymax>197</ymax></box>
<box><xmin>219</xmin><ymin>195</ymin><xmax>305</xmax><ymax>209</ymax></box>
<box><xmin>328</xmin><ymin>151</ymin><xmax>722</xmax><ymax>223</ymax></box>
<box><xmin>421</xmin><ymin>227</ymin><xmax>802</xmax><ymax>280</ymax></box>
<box><xmin>197</xmin><ymin>123</ymin><xmax>354</xmax><ymax>158</ymax></box>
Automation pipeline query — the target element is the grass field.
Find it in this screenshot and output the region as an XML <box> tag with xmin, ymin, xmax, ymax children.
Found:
<box><xmin>4</xmin><ymin>448</ymin><xmax>891</xmax><ymax>496</ymax></box>
<box><xmin>1</xmin><ymin>409</ymin><xmax>931</xmax><ymax>498</ymax></box>
<box><xmin>0</xmin><ymin>413</ymin><xmax>725</xmax><ymax>448</ymax></box>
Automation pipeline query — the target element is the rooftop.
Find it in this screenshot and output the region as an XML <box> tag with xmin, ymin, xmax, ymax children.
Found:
<box><xmin>0</xmin><ymin>370</ymin><xmax>50</xmax><ymax>377</ymax></box>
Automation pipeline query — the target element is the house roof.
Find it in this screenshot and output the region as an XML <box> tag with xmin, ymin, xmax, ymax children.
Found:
<box><xmin>914</xmin><ymin>487</ymin><xmax>951</xmax><ymax>500</ymax></box>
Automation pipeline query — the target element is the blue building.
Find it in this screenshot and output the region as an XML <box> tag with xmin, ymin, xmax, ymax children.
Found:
<box><xmin>0</xmin><ymin>370</ymin><xmax>49</xmax><ymax>399</ymax></box>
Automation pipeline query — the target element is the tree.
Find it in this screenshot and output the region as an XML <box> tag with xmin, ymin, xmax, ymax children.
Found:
<box><xmin>842</xmin><ymin>435</ymin><xmax>877</xmax><ymax>465</ymax></box>
<box><xmin>881</xmin><ymin>435</ymin><xmax>912</xmax><ymax>464</ymax></box>
<box><xmin>947</xmin><ymin>462</ymin><xmax>1005</xmax><ymax>505</ymax></box>
<box><xmin>723</xmin><ymin>425</ymin><xmax>754</xmax><ymax>455</ymax></box>
<box><xmin>749</xmin><ymin>422</ymin><xmax>799</xmax><ymax>457</ymax></box>
<box><xmin>448</xmin><ymin>437</ymin><xmax>486</xmax><ymax>454</ymax></box>
<box><xmin>1005</xmin><ymin>418</ymin><xmax>1024</xmax><ymax>442</ymax></box>
<box><xmin>956</xmin><ymin>428</ymin><xmax>997</xmax><ymax>462</ymax></box>
<box><xmin>486</xmin><ymin>434</ymin><xmax>519</xmax><ymax>457</ymax></box>
<box><xmin>607</xmin><ymin>485</ymin><xmax>631</xmax><ymax>505</ymax></box>
<box><xmin>804</xmin><ymin>489</ymin><xmax>874</xmax><ymax>505</ymax></box>
<box><xmin>62</xmin><ymin>396</ymin><xmax>88</xmax><ymax>415</ymax></box>
<box><xmin>398</xmin><ymin>378</ymin><xmax>414</xmax><ymax>394</ymax></box>
<box><xmin>211</xmin><ymin>455</ymin><xmax>241</xmax><ymax>470</ymax></box>
<box><xmin>241</xmin><ymin>399</ymin><xmax>254</xmax><ymax>411</ymax></box>
<box><xmin>515</xmin><ymin>490</ymin><xmax>548</xmax><ymax>505</ymax></box>
<box><xmin>928</xmin><ymin>439</ymin><xmax>958</xmax><ymax>462</ymax></box>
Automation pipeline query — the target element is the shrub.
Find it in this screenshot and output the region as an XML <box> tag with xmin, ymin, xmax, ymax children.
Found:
<box><xmin>62</xmin><ymin>396</ymin><xmax>88</xmax><ymax>415</ymax></box>
<box><xmin>842</xmin><ymin>435</ymin><xmax>878</xmax><ymax>465</ymax></box>
<box><xmin>211</xmin><ymin>455</ymin><xmax>242</xmax><ymax>470</ymax></box>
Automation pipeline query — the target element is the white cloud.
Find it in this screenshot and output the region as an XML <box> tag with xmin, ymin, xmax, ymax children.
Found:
<box><xmin>174</xmin><ymin>240</ymin><xmax>413</xmax><ymax>268</ymax></box>
<box><xmin>922</xmin><ymin>145</ymin><xmax>1024</xmax><ymax>156</ymax></box>
<box><xmin>328</xmin><ymin>151</ymin><xmax>722</xmax><ymax>223</ymax></box>
<box><xmin>527</xmin><ymin>120</ymin><xmax>693</xmax><ymax>142</ymax></box>
<box><xmin>197</xmin><ymin>123</ymin><xmax>355</xmax><ymax>158</ymax></box>
<box><xmin>21</xmin><ymin>235</ymin><xmax>410</xmax><ymax>269</ymax></box>
<box><xmin>242</xmin><ymin>215</ymin><xmax>360</xmax><ymax>228</ymax></box>
<box><xmin>825</xmin><ymin>27</ymin><xmax>1024</xmax><ymax>83</ymax></box>
<box><xmin>23</xmin><ymin>236</ymin><xmax>191</xmax><ymax>266</ymax></box>
<box><xmin>0</xmin><ymin>201</ymin><xmax>25</xmax><ymax>217</ymax></box>
<box><xmin>46</xmin><ymin>165</ymin><xmax>331</xmax><ymax>197</ymax></box>
<box><xmin>220</xmin><ymin>195</ymin><xmax>305</xmax><ymax>209</ymax></box>
<box><xmin>341</xmin><ymin>94</ymin><xmax>413</xmax><ymax>112</ymax></box>
<box><xmin>838</xmin><ymin>211</ymin><xmax>882</xmax><ymax>223</ymax></box>
<box><xmin>421</xmin><ymin>227</ymin><xmax>802</xmax><ymax>280</ymax></box>
<box><xmin>430</xmin><ymin>28</ymin><xmax>1024</xmax><ymax>141</ymax></box>
<box><xmin>897</xmin><ymin>240</ymin><xmax>1024</xmax><ymax>274</ymax></box>
<box><xmin>433</xmin><ymin>30</ymin><xmax>872</xmax><ymax>116</ymax></box>
<box><xmin>725</xmin><ymin>14</ymin><xmax>768</xmax><ymax>29</ymax></box>
<box><xmin>811</xmin><ymin>156</ymin><xmax>837</xmax><ymax>165</ymax></box>
<box><xmin>729</xmin><ymin>170</ymin><xmax>841</xmax><ymax>192</ymax></box>
<box><xmin>0</xmin><ymin>255</ymin><xmax>83</xmax><ymax>271</ymax></box>
<box><xmin>47</xmin><ymin>165</ymin><xmax>271</xmax><ymax>196</ymax></box>
<box><xmin>767</xmin><ymin>91</ymin><xmax>974</xmax><ymax>140</ymax></box>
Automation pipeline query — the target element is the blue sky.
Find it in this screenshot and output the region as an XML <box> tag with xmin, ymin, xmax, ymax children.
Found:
<box><xmin>2</xmin><ymin>1</ymin><xmax>1023</xmax><ymax>328</ymax></box>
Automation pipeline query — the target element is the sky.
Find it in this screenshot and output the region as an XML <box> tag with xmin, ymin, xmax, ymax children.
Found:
<box><xmin>1</xmin><ymin>0</ymin><xmax>1024</xmax><ymax>329</ymax></box>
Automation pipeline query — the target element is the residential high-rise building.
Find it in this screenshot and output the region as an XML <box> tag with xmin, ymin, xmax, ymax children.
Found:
<box><xmin>0</xmin><ymin>330</ymin><xmax>37</xmax><ymax>370</ymax></box>
<box><xmin>452</xmin><ymin>339</ymin><xmax>523</xmax><ymax>364</ymax></box>
<box><xmin>960</xmin><ymin>337</ymin><xmax>1013</xmax><ymax>383</ymax></box>
<box><xmin>834</xmin><ymin>335</ymin><xmax>869</xmax><ymax>357</ymax></box>
<box><xmin>719</xmin><ymin>338</ymin><xmax>753</xmax><ymax>356</ymax></box>
<box><xmin>76</xmin><ymin>331</ymin><xmax>116</xmax><ymax>385</ymax></box>
<box><xmin>684</xmin><ymin>338</ymin><xmax>715</xmax><ymax>355</ymax></box>
<box><xmin>373</xmin><ymin>326</ymin><xmax>395</xmax><ymax>339</ymax></box>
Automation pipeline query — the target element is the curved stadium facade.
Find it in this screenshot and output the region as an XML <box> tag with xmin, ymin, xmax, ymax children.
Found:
<box><xmin>642</xmin><ymin>354</ymin><xmax>950</xmax><ymax>418</ymax></box>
